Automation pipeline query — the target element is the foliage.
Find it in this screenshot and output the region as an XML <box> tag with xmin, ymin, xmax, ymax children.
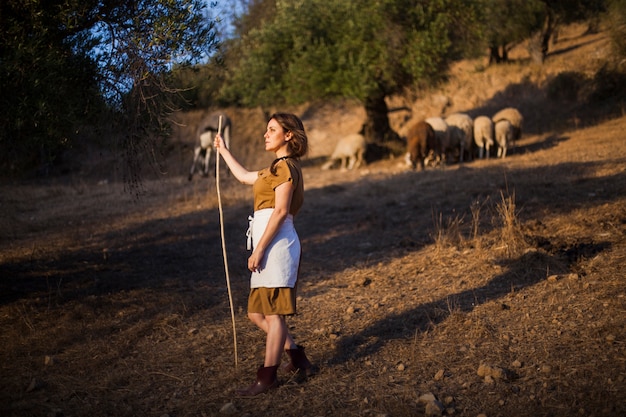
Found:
<box><xmin>230</xmin><ymin>0</ymin><xmax>277</xmax><ymax>38</ymax></box>
<box><xmin>481</xmin><ymin>0</ymin><xmax>545</xmax><ymax>63</ymax></box>
<box><xmin>93</xmin><ymin>1</ymin><xmax>218</xmax><ymax>195</ymax></box>
<box><xmin>0</xmin><ymin>0</ymin><xmax>218</xmax><ymax>181</ymax></box>
<box><xmin>224</xmin><ymin>0</ymin><xmax>478</xmax><ymax>107</ymax></box>
<box><xmin>220</xmin><ymin>0</ymin><xmax>481</xmax><ymax>146</ymax></box>
<box><xmin>0</xmin><ymin>0</ymin><xmax>104</xmax><ymax>174</ymax></box>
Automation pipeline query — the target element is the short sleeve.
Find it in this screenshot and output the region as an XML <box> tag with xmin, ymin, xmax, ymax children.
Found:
<box><xmin>268</xmin><ymin>160</ymin><xmax>293</xmax><ymax>190</ymax></box>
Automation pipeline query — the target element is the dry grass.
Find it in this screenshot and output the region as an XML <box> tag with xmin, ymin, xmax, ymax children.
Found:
<box><xmin>1</xmin><ymin>23</ymin><xmax>626</xmax><ymax>417</ymax></box>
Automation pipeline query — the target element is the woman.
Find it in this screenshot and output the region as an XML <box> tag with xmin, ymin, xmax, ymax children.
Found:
<box><xmin>214</xmin><ymin>113</ymin><xmax>314</xmax><ymax>396</ymax></box>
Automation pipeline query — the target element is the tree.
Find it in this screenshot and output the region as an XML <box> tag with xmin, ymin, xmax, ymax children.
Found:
<box><xmin>0</xmin><ymin>0</ymin><xmax>218</xmax><ymax>185</ymax></box>
<box><xmin>481</xmin><ymin>0</ymin><xmax>608</xmax><ymax>65</ymax></box>
<box><xmin>92</xmin><ymin>1</ymin><xmax>218</xmax><ymax>194</ymax></box>
<box><xmin>482</xmin><ymin>0</ymin><xmax>544</xmax><ymax>64</ymax></box>
<box><xmin>222</xmin><ymin>0</ymin><xmax>481</xmax><ymax>151</ymax></box>
<box><xmin>607</xmin><ymin>0</ymin><xmax>626</xmax><ymax>64</ymax></box>
<box><xmin>527</xmin><ymin>0</ymin><xmax>608</xmax><ymax>64</ymax></box>
<box><xmin>0</xmin><ymin>0</ymin><xmax>104</xmax><ymax>175</ymax></box>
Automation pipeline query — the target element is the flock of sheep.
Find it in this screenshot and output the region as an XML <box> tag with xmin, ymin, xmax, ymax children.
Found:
<box><xmin>322</xmin><ymin>107</ymin><xmax>523</xmax><ymax>171</ymax></box>
<box><xmin>188</xmin><ymin>107</ymin><xmax>523</xmax><ymax>177</ymax></box>
<box><xmin>405</xmin><ymin>107</ymin><xmax>523</xmax><ymax>170</ymax></box>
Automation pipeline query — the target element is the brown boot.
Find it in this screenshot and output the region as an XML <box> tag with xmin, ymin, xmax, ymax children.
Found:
<box><xmin>282</xmin><ymin>345</ymin><xmax>316</xmax><ymax>377</ymax></box>
<box><xmin>236</xmin><ymin>365</ymin><xmax>279</xmax><ymax>397</ymax></box>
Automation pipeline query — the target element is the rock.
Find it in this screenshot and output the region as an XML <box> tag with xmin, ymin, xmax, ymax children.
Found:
<box><xmin>418</xmin><ymin>393</ymin><xmax>437</xmax><ymax>404</ymax></box>
<box><xmin>434</xmin><ymin>369</ymin><xmax>445</xmax><ymax>380</ymax></box>
<box><xmin>219</xmin><ymin>402</ymin><xmax>237</xmax><ymax>415</ymax></box>
<box><xmin>425</xmin><ymin>401</ymin><xmax>444</xmax><ymax>416</ymax></box>
<box><xmin>547</xmin><ymin>273</ymin><xmax>579</xmax><ymax>282</ymax></box>
<box><xmin>477</xmin><ymin>363</ymin><xmax>507</xmax><ymax>380</ymax></box>
<box><xmin>419</xmin><ymin>393</ymin><xmax>444</xmax><ymax>416</ymax></box>
<box><xmin>26</xmin><ymin>378</ymin><xmax>45</xmax><ymax>392</ymax></box>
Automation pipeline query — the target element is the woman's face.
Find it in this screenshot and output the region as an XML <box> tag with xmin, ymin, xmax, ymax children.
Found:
<box><xmin>264</xmin><ymin>118</ymin><xmax>291</xmax><ymax>154</ymax></box>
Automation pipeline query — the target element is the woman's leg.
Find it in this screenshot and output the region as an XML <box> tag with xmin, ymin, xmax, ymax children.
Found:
<box><xmin>263</xmin><ymin>314</ymin><xmax>288</xmax><ymax>366</ymax></box>
<box><xmin>248</xmin><ymin>312</ymin><xmax>297</xmax><ymax>350</ymax></box>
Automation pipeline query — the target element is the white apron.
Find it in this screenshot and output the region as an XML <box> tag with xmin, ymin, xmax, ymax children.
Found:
<box><xmin>247</xmin><ymin>208</ymin><xmax>300</xmax><ymax>288</ymax></box>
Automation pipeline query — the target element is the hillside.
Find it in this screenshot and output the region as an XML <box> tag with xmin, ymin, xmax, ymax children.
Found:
<box><xmin>1</xmin><ymin>24</ymin><xmax>625</xmax><ymax>417</ymax></box>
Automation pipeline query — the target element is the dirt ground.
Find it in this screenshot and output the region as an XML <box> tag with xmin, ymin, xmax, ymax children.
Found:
<box><xmin>1</xmin><ymin>24</ymin><xmax>625</xmax><ymax>417</ymax></box>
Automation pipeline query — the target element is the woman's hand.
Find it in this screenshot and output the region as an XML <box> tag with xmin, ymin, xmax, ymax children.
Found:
<box><xmin>248</xmin><ymin>248</ymin><xmax>265</xmax><ymax>272</ymax></box>
<box><xmin>214</xmin><ymin>133</ymin><xmax>226</xmax><ymax>152</ymax></box>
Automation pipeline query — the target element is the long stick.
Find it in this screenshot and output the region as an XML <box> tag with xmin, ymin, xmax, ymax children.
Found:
<box><xmin>215</xmin><ymin>115</ymin><xmax>238</xmax><ymax>367</ymax></box>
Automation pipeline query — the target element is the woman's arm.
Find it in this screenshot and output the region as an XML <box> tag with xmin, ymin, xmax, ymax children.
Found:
<box><xmin>214</xmin><ymin>133</ymin><xmax>258</xmax><ymax>185</ymax></box>
<box><xmin>247</xmin><ymin>181</ymin><xmax>294</xmax><ymax>272</ymax></box>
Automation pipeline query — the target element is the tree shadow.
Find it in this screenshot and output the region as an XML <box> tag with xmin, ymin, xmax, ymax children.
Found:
<box><xmin>547</xmin><ymin>36</ymin><xmax>606</xmax><ymax>59</ymax></box>
<box><xmin>514</xmin><ymin>134</ymin><xmax>569</xmax><ymax>154</ymax></box>
<box><xmin>328</xmin><ymin>240</ymin><xmax>611</xmax><ymax>364</ymax></box>
<box><xmin>1</xmin><ymin>156</ymin><xmax>624</xmax><ymax>323</ymax></box>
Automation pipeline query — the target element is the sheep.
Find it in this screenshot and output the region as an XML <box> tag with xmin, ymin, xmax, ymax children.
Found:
<box><xmin>188</xmin><ymin>112</ymin><xmax>231</xmax><ymax>180</ymax></box>
<box><xmin>473</xmin><ymin>116</ymin><xmax>494</xmax><ymax>159</ymax></box>
<box><xmin>425</xmin><ymin>117</ymin><xmax>450</xmax><ymax>164</ymax></box>
<box><xmin>405</xmin><ymin>120</ymin><xmax>438</xmax><ymax>170</ymax></box>
<box><xmin>494</xmin><ymin>119</ymin><xmax>513</xmax><ymax>158</ymax></box>
<box><xmin>321</xmin><ymin>133</ymin><xmax>366</xmax><ymax>170</ymax></box>
<box><xmin>492</xmin><ymin>107</ymin><xmax>523</xmax><ymax>143</ymax></box>
<box><xmin>445</xmin><ymin>113</ymin><xmax>474</xmax><ymax>162</ymax></box>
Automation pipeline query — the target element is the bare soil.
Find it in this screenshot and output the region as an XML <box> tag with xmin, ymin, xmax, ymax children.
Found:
<box><xmin>1</xmin><ymin>24</ymin><xmax>625</xmax><ymax>417</ymax></box>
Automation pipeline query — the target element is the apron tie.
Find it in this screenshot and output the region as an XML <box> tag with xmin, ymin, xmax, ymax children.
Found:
<box><xmin>246</xmin><ymin>215</ymin><xmax>254</xmax><ymax>250</ymax></box>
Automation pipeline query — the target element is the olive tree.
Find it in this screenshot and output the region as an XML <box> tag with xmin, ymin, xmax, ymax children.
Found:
<box><xmin>0</xmin><ymin>0</ymin><xmax>104</xmax><ymax>175</ymax></box>
<box><xmin>0</xmin><ymin>0</ymin><xmax>218</xmax><ymax>187</ymax></box>
<box><xmin>93</xmin><ymin>1</ymin><xmax>218</xmax><ymax>194</ymax></box>
<box><xmin>222</xmin><ymin>0</ymin><xmax>481</xmax><ymax>150</ymax></box>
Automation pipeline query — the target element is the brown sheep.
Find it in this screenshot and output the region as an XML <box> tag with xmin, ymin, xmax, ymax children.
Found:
<box><xmin>425</xmin><ymin>116</ymin><xmax>450</xmax><ymax>164</ymax></box>
<box><xmin>405</xmin><ymin>120</ymin><xmax>438</xmax><ymax>170</ymax></box>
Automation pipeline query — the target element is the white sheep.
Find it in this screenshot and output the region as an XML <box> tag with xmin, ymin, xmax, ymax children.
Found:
<box><xmin>445</xmin><ymin>113</ymin><xmax>474</xmax><ymax>162</ymax></box>
<box><xmin>494</xmin><ymin>119</ymin><xmax>513</xmax><ymax>158</ymax></box>
<box><xmin>321</xmin><ymin>133</ymin><xmax>366</xmax><ymax>170</ymax></box>
<box><xmin>473</xmin><ymin>116</ymin><xmax>494</xmax><ymax>159</ymax></box>
<box><xmin>188</xmin><ymin>112</ymin><xmax>231</xmax><ymax>180</ymax></box>
<box><xmin>425</xmin><ymin>117</ymin><xmax>449</xmax><ymax>164</ymax></box>
<box><xmin>492</xmin><ymin>107</ymin><xmax>523</xmax><ymax>143</ymax></box>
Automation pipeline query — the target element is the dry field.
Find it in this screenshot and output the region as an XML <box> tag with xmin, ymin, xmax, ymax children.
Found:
<box><xmin>1</xmin><ymin>24</ymin><xmax>625</xmax><ymax>417</ymax></box>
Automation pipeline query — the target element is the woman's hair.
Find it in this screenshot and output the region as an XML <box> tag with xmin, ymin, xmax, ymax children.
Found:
<box><xmin>270</xmin><ymin>113</ymin><xmax>308</xmax><ymax>158</ymax></box>
<box><xmin>269</xmin><ymin>113</ymin><xmax>308</xmax><ymax>174</ymax></box>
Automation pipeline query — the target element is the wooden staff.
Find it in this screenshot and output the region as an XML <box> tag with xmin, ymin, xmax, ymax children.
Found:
<box><xmin>215</xmin><ymin>115</ymin><xmax>238</xmax><ymax>367</ymax></box>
